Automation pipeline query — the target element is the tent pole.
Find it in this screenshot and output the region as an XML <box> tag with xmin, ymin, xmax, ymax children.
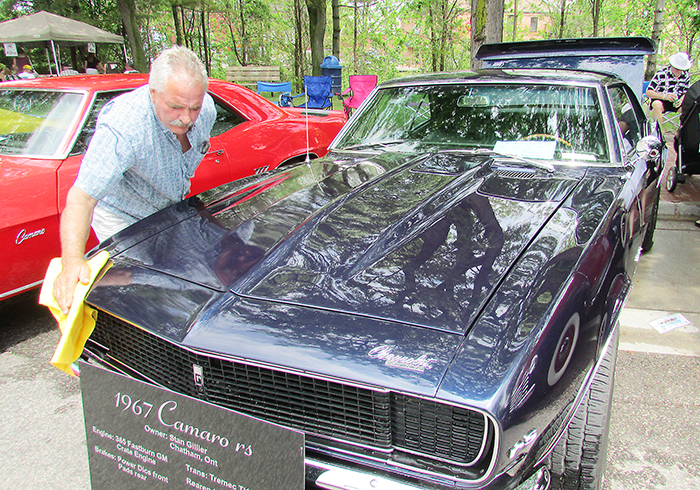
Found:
<box><xmin>50</xmin><ymin>40</ymin><xmax>60</xmax><ymax>75</ymax></box>
<box><xmin>45</xmin><ymin>46</ymin><xmax>52</xmax><ymax>75</ymax></box>
<box><xmin>122</xmin><ymin>44</ymin><xmax>128</xmax><ymax>65</ymax></box>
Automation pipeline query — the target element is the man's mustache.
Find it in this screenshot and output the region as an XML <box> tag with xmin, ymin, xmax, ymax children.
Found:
<box><xmin>170</xmin><ymin>118</ymin><xmax>193</xmax><ymax>129</ymax></box>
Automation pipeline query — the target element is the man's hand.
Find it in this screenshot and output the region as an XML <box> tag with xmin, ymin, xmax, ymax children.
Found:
<box><xmin>54</xmin><ymin>186</ymin><xmax>98</xmax><ymax>315</ymax></box>
<box><xmin>53</xmin><ymin>257</ymin><xmax>92</xmax><ymax>315</ymax></box>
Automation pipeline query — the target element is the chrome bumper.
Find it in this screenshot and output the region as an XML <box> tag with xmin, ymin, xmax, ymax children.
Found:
<box><xmin>309</xmin><ymin>461</ymin><xmax>550</xmax><ymax>490</ymax></box>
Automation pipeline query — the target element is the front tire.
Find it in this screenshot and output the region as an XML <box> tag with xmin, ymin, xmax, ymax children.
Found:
<box><xmin>549</xmin><ymin>324</ymin><xmax>619</xmax><ymax>490</ymax></box>
<box><xmin>641</xmin><ymin>189</ymin><xmax>660</xmax><ymax>253</ymax></box>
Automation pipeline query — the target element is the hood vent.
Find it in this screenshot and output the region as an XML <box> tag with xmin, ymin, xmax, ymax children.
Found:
<box><xmin>493</xmin><ymin>166</ymin><xmax>538</xmax><ymax>179</ymax></box>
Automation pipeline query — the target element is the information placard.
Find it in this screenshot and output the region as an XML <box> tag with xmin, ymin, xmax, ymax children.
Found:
<box><xmin>80</xmin><ymin>362</ymin><xmax>305</xmax><ymax>490</ymax></box>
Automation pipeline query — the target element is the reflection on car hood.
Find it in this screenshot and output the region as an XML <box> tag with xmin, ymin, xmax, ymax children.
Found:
<box><xmin>92</xmin><ymin>151</ymin><xmax>586</xmax><ymax>341</ymax></box>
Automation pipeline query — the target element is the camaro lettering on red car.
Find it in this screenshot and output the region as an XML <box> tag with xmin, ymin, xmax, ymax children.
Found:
<box><xmin>16</xmin><ymin>228</ymin><xmax>46</xmax><ymax>245</ymax></box>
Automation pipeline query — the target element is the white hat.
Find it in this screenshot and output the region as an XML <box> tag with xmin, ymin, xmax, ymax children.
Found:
<box><xmin>669</xmin><ymin>52</ymin><xmax>691</xmax><ymax>71</ymax></box>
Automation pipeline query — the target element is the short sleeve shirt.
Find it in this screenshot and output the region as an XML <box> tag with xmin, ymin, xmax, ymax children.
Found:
<box><xmin>75</xmin><ymin>85</ymin><xmax>216</xmax><ymax>224</ymax></box>
<box><xmin>648</xmin><ymin>65</ymin><xmax>691</xmax><ymax>98</ymax></box>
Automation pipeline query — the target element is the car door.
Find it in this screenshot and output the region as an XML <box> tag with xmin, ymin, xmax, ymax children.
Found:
<box><xmin>188</xmin><ymin>96</ymin><xmax>259</xmax><ymax>195</ymax></box>
<box><xmin>0</xmin><ymin>154</ymin><xmax>63</xmax><ymax>298</ymax></box>
<box><xmin>608</xmin><ymin>84</ymin><xmax>663</xmax><ymax>244</ymax></box>
<box><xmin>1</xmin><ymin>89</ymin><xmax>86</xmax><ymax>298</ymax></box>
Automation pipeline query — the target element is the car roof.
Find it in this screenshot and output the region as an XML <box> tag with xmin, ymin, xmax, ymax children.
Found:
<box><xmin>0</xmin><ymin>73</ymin><xmax>150</xmax><ymax>92</ymax></box>
<box><xmin>380</xmin><ymin>68</ymin><xmax>618</xmax><ymax>89</ymax></box>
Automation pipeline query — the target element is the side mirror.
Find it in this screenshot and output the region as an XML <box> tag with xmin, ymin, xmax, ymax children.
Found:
<box><xmin>635</xmin><ymin>135</ymin><xmax>663</xmax><ymax>170</ymax></box>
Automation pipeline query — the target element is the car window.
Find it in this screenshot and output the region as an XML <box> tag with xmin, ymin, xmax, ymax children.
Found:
<box><xmin>608</xmin><ymin>85</ymin><xmax>643</xmax><ymax>154</ymax></box>
<box><xmin>0</xmin><ymin>89</ymin><xmax>84</xmax><ymax>157</ymax></box>
<box><xmin>70</xmin><ymin>92</ymin><xmax>247</xmax><ymax>155</ymax></box>
<box><xmin>337</xmin><ymin>83</ymin><xmax>610</xmax><ymax>163</ymax></box>
<box><xmin>210</xmin><ymin>97</ymin><xmax>246</xmax><ymax>137</ymax></box>
<box><xmin>70</xmin><ymin>90</ymin><xmax>132</xmax><ymax>156</ymax></box>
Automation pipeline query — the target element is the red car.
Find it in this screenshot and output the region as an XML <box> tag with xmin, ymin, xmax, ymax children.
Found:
<box><xmin>0</xmin><ymin>74</ymin><xmax>346</xmax><ymax>300</ymax></box>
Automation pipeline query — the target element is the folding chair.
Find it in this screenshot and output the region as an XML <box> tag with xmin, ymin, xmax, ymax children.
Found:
<box><xmin>662</xmin><ymin>109</ymin><xmax>682</xmax><ymax>131</ymax></box>
<box><xmin>340</xmin><ymin>75</ymin><xmax>377</xmax><ymax>117</ymax></box>
<box><xmin>644</xmin><ymin>80</ymin><xmax>682</xmax><ymax>132</ymax></box>
<box><xmin>256</xmin><ymin>81</ymin><xmax>293</xmax><ymax>107</ymax></box>
<box><xmin>293</xmin><ymin>76</ymin><xmax>333</xmax><ymax>110</ymax></box>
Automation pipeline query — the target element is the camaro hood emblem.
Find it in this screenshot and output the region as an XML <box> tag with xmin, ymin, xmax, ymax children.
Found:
<box><xmin>368</xmin><ymin>345</ymin><xmax>438</xmax><ymax>372</ymax></box>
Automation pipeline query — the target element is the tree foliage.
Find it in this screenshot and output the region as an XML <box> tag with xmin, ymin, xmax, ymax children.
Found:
<box><xmin>217</xmin><ymin>0</ymin><xmax>271</xmax><ymax>66</ymax></box>
<box><xmin>2</xmin><ymin>0</ymin><xmax>700</xmax><ymax>84</ymax></box>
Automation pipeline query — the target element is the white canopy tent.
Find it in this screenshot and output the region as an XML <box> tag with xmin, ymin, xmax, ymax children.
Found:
<box><xmin>0</xmin><ymin>11</ymin><xmax>126</xmax><ymax>74</ymax></box>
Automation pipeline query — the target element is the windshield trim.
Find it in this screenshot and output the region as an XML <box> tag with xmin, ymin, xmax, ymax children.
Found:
<box><xmin>330</xmin><ymin>78</ymin><xmax>621</xmax><ymax>167</ymax></box>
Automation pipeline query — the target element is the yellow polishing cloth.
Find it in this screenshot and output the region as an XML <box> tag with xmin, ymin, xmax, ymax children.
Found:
<box><xmin>38</xmin><ymin>251</ymin><xmax>111</xmax><ymax>376</ymax></box>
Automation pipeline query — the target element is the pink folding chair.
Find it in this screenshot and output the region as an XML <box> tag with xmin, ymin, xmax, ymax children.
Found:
<box><xmin>341</xmin><ymin>75</ymin><xmax>378</xmax><ymax>117</ymax></box>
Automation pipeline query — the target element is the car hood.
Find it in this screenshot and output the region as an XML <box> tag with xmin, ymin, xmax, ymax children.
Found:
<box><xmin>93</xmin><ymin>151</ymin><xmax>585</xmax><ymax>337</ymax></box>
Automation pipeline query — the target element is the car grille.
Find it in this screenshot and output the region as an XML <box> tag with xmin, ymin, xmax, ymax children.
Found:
<box><xmin>89</xmin><ymin>311</ymin><xmax>489</xmax><ymax>467</ymax></box>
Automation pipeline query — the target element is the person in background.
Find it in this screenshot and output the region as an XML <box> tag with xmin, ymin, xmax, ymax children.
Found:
<box><xmin>52</xmin><ymin>45</ymin><xmax>216</xmax><ymax>314</ymax></box>
<box><xmin>0</xmin><ymin>64</ymin><xmax>15</xmax><ymax>81</ymax></box>
<box><xmin>11</xmin><ymin>47</ymin><xmax>31</xmax><ymax>74</ymax></box>
<box><xmin>84</xmin><ymin>52</ymin><xmax>104</xmax><ymax>74</ymax></box>
<box><xmin>17</xmin><ymin>65</ymin><xmax>36</xmax><ymax>79</ymax></box>
<box><xmin>646</xmin><ymin>52</ymin><xmax>692</xmax><ymax>122</ymax></box>
<box><xmin>59</xmin><ymin>64</ymin><xmax>80</xmax><ymax>76</ymax></box>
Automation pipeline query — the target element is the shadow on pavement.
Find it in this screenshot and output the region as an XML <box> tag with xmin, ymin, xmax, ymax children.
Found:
<box><xmin>0</xmin><ymin>289</ymin><xmax>55</xmax><ymax>353</ymax></box>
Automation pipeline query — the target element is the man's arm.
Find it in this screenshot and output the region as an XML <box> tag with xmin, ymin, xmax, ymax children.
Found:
<box><xmin>646</xmin><ymin>87</ymin><xmax>678</xmax><ymax>102</ymax></box>
<box><xmin>53</xmin><ymin>186</ymin><xmax>98</xmax><ymax>314</ymax></box>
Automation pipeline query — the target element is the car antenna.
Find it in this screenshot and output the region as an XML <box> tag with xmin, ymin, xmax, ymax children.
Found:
<box><xmin>305</xmin><ymin>82</ymin><xmax>311</xmax><ymax>163</ymax></box>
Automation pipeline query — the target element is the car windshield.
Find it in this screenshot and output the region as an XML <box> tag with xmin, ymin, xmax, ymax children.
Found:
<box><xmin>0</xmin><ymin>89</ymin><xmax>84</xmax><ymax>157</ymax></box>
<box><xmin>335</xmin><ymin>83</ymin><xmax>609</xmax><ymax>163</ymax></box>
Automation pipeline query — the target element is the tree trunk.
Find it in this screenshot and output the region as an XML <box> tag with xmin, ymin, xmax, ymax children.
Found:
<box><xmin>470</xmin><ymin>0</ymin><xmax>504</xmax><ymax>70</ymax></box>
<box><xmin>200</xmin><ymin>7</ymin><xmax>210</xmax><ymax>75</ymax></box>
<box><xmin>591</xmin><ymin>0</ymin><xmax>602</xmax><ymax>36</ymax></box>
<box><xmin>429</xmin><ymin>3</ymin><xmax>437</xmax><ymax>72</ymax></box>
<box><xmin>511</xmin><ymin>0</ymin><xmax>517</xmax><ymax>41</ymax></box>
<box><xmin>558</xmin><ymin>0</ymin><xmax>566</xmax><ymax>38</ymax></box>
<box><xmin>645</xmin><ymin>0</ymin><xmax>666</xmax><ymax>80</ymax></box>
<box><xmin>116</xmin><ymin>0</ymin><xmax>148</xmax><ymax>72</ymax></box>
<box><xmin>294</xmin><ymin>0</ymin><xmax>305</xmax><ymax>89</ymax></box>
<box><xmin>172</xmin><ymin>4</ymin><xmax>183</xmax><ymax>46</ymax></box>
<box><xmin>306</xmin><ymin>0</ymin><xmax>327</xmax><ymax>76</ymax></box>
<box><xmin>238</xmin><ymin>0</ymin><xmax>248</xmax><ymax>65</ymax></box>
<box><xmin>353</xmin><ymin>0</ymin><xmax>358</xmax><ymax>73</ymax></box>
<box><xmin>332</xmin><ymin>0</ymin><xmax>340</xmax><ymax>59</ymax></box>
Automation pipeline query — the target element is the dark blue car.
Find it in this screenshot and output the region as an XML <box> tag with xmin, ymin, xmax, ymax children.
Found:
<box><xmin>80</xmin><ymin>38</ymin><xmax>662</xmax><ymax>490</ymax></box>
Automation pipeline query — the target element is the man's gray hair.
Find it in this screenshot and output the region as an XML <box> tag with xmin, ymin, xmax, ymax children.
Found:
<box><xmin>149</xmin><ymin>46</ymin><xmax>208</xmax><ymax>93</ymax></box>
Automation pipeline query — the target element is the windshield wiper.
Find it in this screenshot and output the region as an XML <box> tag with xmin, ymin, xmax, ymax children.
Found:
<box><xmin>491</xmin><ymin>153</ymin><xmax>556</xmax><ymax>173</ymax></box>
<box><xmin>337</xmin><ymin>140</ymin><xmax>406</xmax><ymax>152</ymax></box>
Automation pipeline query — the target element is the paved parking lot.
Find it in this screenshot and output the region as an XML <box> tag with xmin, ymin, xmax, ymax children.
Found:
<box><xmin>604</xmin><ymin>219</ymin><xmax>700</xmax><ymax>489</ymax></box>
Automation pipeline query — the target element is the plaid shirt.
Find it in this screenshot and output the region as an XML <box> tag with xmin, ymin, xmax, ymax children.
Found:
<box><xmin>76</xmin><ymin>85</ymin><xmax>215</xmax><ymax>225</ymax></box>
<box><xmin>648</xmin><ymin>65</ymin><xmax>691</xmax><ymax>97</ymax></box>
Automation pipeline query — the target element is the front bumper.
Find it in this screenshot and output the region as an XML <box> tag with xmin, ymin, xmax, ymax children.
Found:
<box><xmin>307</xmin><ymin>460</ymin><xmax>550</xmax><ymax>490</ymax></box>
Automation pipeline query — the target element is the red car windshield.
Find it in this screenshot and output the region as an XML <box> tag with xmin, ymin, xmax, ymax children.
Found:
<box><xmin>0</xmin><ymin>89</ymin><xmax>83</xmax><ymax>157</ymax></box>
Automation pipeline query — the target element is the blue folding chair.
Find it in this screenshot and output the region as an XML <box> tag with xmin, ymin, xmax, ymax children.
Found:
<box><xmin>256</xmin><ymin>81</ymin><xmax>292</xmax><ymax>107</ymax></box>
<box><xmin>293</xmin><ymin>76</ymin><xmax>333</xmax><ymax>110</ymax></box>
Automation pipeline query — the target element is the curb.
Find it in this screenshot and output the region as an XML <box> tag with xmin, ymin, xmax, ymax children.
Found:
<box><xmin>658</xmin><ymin>201</ymin><xmax>700</xmax><ymax>221</ymax></box>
